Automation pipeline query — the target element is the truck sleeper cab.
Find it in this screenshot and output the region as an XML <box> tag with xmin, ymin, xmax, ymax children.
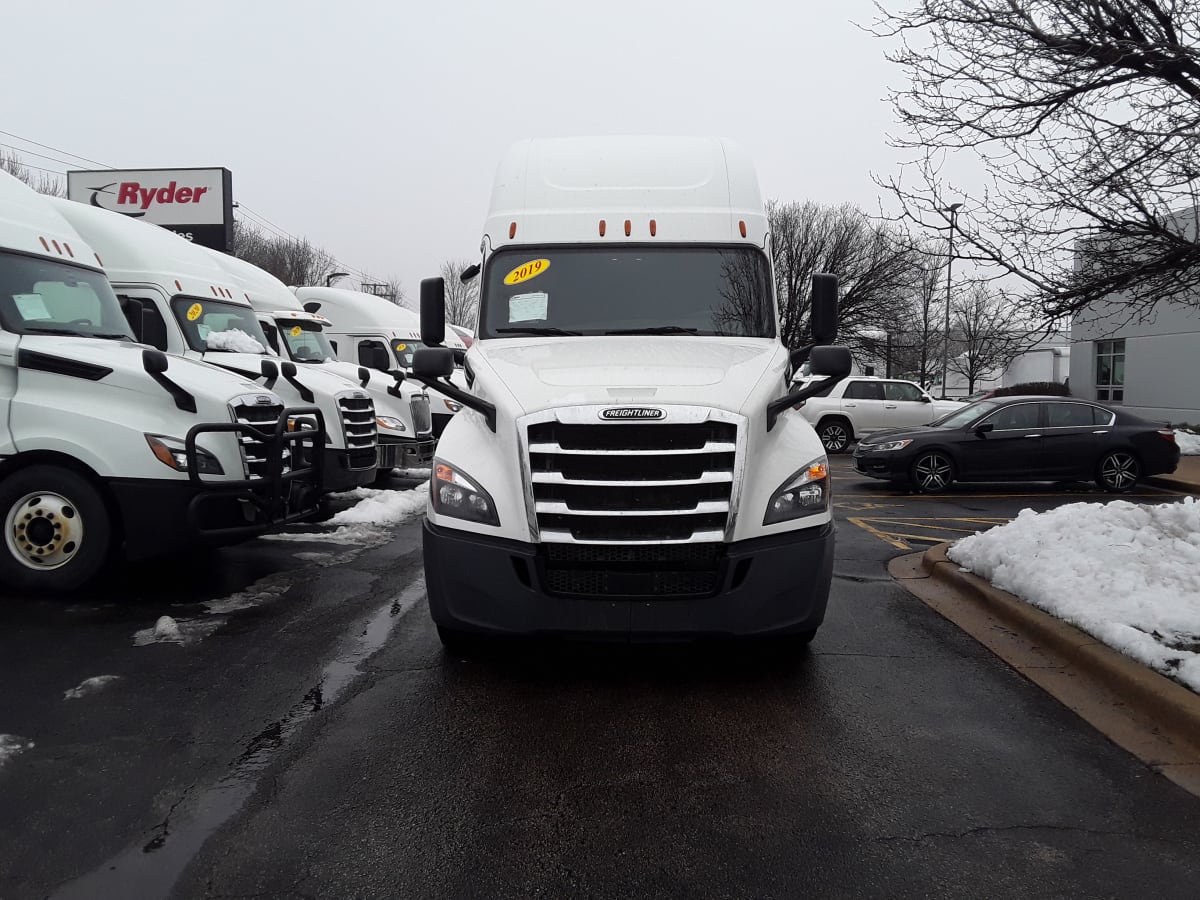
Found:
<box><xmin>413</xmin><ymin>137</ymin><xmax>852</xmax><ymax>646</ymax></box>
<box><xmin>292</xmin><ymin>286</ymin><xmax>469</xmax><ymax>438</ymax></box>
<box><xmin>47</xmin><ymin>199</ymin><xmax>378</xmax><ymax>494</ymax></box>
<box><xmin>194</xmin><ymin>250</ymin><xmax>435</xmax><ymax>475</ymax></box>
<box><xmin>0</xmin><ymin>172</ymin><xmax>323</xmax><ymax>590</ymax></box>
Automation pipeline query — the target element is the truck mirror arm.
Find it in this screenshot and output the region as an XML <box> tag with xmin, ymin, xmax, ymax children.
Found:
<box><xmin>358</xmin><ymin>366</ymin><xmax>371</xmax><ymax>388</ymax></box>
<box><xmin>279</xmin><ymin>362</ymin><xmax>315</xmax><ymax>404</ymax></box>
<box><xmin>141</xmin><ymin>349</ymin><xmax>197</xmax><ymax>413</ymax></box>
<box><xmin>406</xmin><ymin>373</ymin><xmax>497</xmax><ymax>433</ymax></box>
<box><xmin>765</xmin><ymin>372</ymin><xmax>849</xmax><ymax>432</ymax></box>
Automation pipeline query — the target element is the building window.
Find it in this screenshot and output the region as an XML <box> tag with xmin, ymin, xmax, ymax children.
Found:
<box><xmin>1095</xmin><ymin>339</ymin><xmax>1125</xmax><ymax>403</ymax></box>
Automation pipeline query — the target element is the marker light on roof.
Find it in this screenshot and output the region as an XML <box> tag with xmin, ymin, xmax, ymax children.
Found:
<box><xmin>624</xmin><ymin>219</ymin><xmax>631</xmax><ymax>237</ymax></box>
<box><xmin>63</xmin><ymin>243</ymin><xmax>74</xmax><ymax>258</ymax></box>
<box><xmin>649</xmin><ymin>219</ymin><xmax>657</xmax><ymax>237</ymax></box>
<box><xmin>38</xmin><ymin>237</ymin><xmax>50</xmax><ymax>252</ymax></box>
<box><xmin>508</xmin><ymin>222</ymin><xmax>517</xmax><ymax>239</ymax></box>
<box><xmin>739</xmin><ymin>220</ymin><xmax>747</xmax><ymax>238</ymax></box>
<box><xmin>175</xmin><ymin>280</ymin><xmax>183</xmax><ymax>291</ymax></box>
<box><xmin>599</xmin><ymin>219</ymin><xmax>606</xmax><ymax>237</ymax></box>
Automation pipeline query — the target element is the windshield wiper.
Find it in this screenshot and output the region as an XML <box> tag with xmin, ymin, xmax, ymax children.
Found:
<box><xmin>22</xmin><ymin>325</ymin><xmax>85</xmax><ymax>337</ymax></box>
<box><xmin>604</xmin><ymin>325</ymin><xmax>700</xmax><ymax>335</ymax></box>
<box><xmin>91</xmin><ymin>331</ymin><xmax>133</xmax><ymax>341</ymax></box>
<box><xmin>494</xmin><ymin>326</ymin><xmax>583</xmax><ymax>336</ymax></box>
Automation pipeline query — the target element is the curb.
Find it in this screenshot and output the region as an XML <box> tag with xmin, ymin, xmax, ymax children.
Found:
<box><xmin>1147</xmin><ymin>475</ymin><xmax>1200</xmax><ymax>495</ymax></box>
<box><xmin>892</xmin><ymin>542</ymin><xmax>1200</xmax><ymax>796</ymax></box>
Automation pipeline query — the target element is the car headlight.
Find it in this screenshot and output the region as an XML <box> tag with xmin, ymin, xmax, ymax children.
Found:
<box><xmin>443</xmin><ymin>399</ymin><xmax>463</xmax><ymax>413</ymax></box>
<box><xmin>376</xmin><ymin>415</ymin><xmax>407</xmax><ymax>432</ymax></box>
<box><xmin>763</xmin><ymin>458</ymin><xmax>829</xmax><ymax>525</ymax></box>
<box><xmin>432</xmin><ymin>459</ymin><xmax>499</xmax><ymax>526</ymax></box>
<box><xmin>145</xmin><ymin>434</ymin><xmax>224</xmax><ymax>475</ymax></box>
<box><xmin>871</xmin><ymin>439</ymin><xmax>913</xmax><ymax>452</ymax></box>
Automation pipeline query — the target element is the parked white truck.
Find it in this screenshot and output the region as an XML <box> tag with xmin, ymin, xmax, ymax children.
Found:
<box><xmin>199</xmin><ymin>250</ymin><xmax>436</xmax><ymax>476</ymax></box>
<box><xmin>49</xmin><ymin>198</ymin><xmax>380</xmax><ymax>493</ymax></box>
<box><xmin>0</xmin><ymin>172</ymin><xmax>323</xmax><ymax>589</ymax></box>
<box><xmin>408</xmin><ymin>137</ymin><xmax>851</xmax><ymax>648</ymax></box>
<box><xmin>292</xmin><ymin>286</ymin><xmax>469</xmax><ymax>437</ymax></box>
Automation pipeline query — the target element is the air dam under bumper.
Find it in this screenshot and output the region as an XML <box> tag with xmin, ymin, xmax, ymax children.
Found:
<box><xmin>423</xmin><ymin>521</ymin><xmax>834</xmax><ymax>639</ymax></box>
<box><xmin>377</xmin><ymin>436</ymin><xmax>436</xmax><ymax>469</ymax></box>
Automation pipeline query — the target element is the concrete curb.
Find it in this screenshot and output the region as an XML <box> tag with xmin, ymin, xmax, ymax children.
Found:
<box><xmin>1147</xmin><ymin>475</ymin><xmax>1200</xmax><ymax>495</ymax></box>
<box><xmin>920</xmin><ymin>542</ymin><xmax>1200</xmax><ymax>753</ymax></box>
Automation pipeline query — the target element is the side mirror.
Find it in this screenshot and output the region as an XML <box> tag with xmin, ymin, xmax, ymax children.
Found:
<box><xmin>809</xmin><ymin>345</ymin><xmax>852</xmax><ymax>379</ymax></box>
<box><xmin>413</xmin><ymin>346</ymin><xmax>455</xmax><ymax>380</ymax></box>
<box><xmin>920</xmin><ymin>395</ymin><xmax>932</xmax><ymax>403</ymax></box>
<box><xmin>141</xmin><ymin>348</ymin><xmax>169</xmax><ymax>375</ymax></box>
<box><xmin>303</xmin><ymin>301</ymin><xmax>321</xmax><ymax>314</ymax></box>
<box><xmin>810</xmin><ymin>273</ymin><xmax>838</xmax><ymax>345</ymax></box>
<box><xmin>358</xmin><ymin>366</ymin><xmax>371</xmax><ymax>388</ymax></box>
<box><xmin>974</xmin><ymin>422</ymin><xmax>994</xmax><ymax>436</ymax></box>
<box><xmin>420</xmin><ymin>277</ymin><xmax>446</xmax><ymax>346</ymax></box>
<box><xmin>460</xmin><ymin>263</ymin><xmax>480</xmax><ymax>283</ymax></box>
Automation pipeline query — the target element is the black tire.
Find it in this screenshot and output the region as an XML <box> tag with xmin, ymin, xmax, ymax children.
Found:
<box><xmin>0</xmin><ymin>465</ymin><xmax>112</xmax><ymax>592</ymax></box>
<box><xmin>911</xmin><ymin>450</ymin><xmax>955</xmax><ymax>494</ymax></box>
<box><xmin>372</xmin><ymin>467</ymin><xmax>397</xmax><ymax>487</ymax></box>
<box><xmin>1097</xmin><ymin>450</ymin><xmax>1140</xmax><ymax>493</ymax></box>
<box><xmin>817</xmin><ymin>417</ymin><xmax>853</xmax><ymax>454</ymax></box>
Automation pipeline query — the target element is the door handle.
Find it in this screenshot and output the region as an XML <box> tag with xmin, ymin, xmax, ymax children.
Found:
<box><xmin>1024</xmin><ymin>434</ymin><xmax>1042</xmax><ymax>438</ymax></box>
<box><xmin>884</xmin><ymin>404</ymin><xmax>898</xmax><ymax>409</ymax></box>
<box><xmin>1092</xmin><ymin>430</ymin><xmax>1109</xmax><ymax>434</ymax></box>
<box><xmin>844</xmin><ymin>403</ymin><xmax>857</xmax><ymax>408</ymax></box>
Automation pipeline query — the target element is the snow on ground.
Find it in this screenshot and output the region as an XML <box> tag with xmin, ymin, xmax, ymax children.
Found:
<box><xmin>64</xmin><ymin>675</ymin><xmax>122</xmax><ymax>700</ymax></box>
<box><xmin>267</xmin><ymin>485</ymin><xmax>428</xmax><ymax>546</ymax></box>
<box><xmin>205</xmin><ymin>328</ymin><xmax>266</xmax><ymax>354</ymax></box>
<box><xmin>949</xmin><ymin>497</ymin><xmax>1200</xmax><ymax>692</ymax></box>
<box><xmin>1177</xmin><ymin>429</ymin><xmax>1200</xmax><ymax>456</ymax></box>
<box><xmin>202</xmin><ymin>576</ymin><xmax>290</xmax><ymax>614</ymax></box>
<box><xmin>0</xmin><ymin>734</ymin><xmax>34</xmax><ymax>769</ymax></box>
<box><xmin>133</xmin><ymin>614</ymin><xmax>221</xmax><ymax>647</ymax></box>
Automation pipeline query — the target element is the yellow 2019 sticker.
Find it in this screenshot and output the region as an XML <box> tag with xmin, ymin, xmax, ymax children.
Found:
<box><xmin>503</xmin><ymin>258</ymin><xmax>550</xmax><ymax>286</ymax></box>
<box><xmin>186</xmin><ymin>303</ymin><xmax>203</xmax><ymax>321</ymax></box>
<box><xmin>395</xmin><ymin>343</ymin><xmax>407</xmax><ymax>352</ymax></box>
<box><xmin>290</xmin><ymin>325</ymin><xmax>303</xmax><ymax>337</ymax></box>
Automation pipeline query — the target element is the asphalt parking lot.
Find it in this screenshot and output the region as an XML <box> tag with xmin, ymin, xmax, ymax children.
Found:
<box><xmin>1</xmin><ymin>464</ymin><xmax>1198</xmax><ymax>899</ymax></box>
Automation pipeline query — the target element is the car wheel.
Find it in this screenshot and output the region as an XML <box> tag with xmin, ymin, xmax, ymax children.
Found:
<box><xmin>911</xmin><ymin>451</ymin><xmax>954</xmax><ymax>494</ymax></box>
<box><xmin>817</xmin><ymin>418</ymin><xmax>852</xmax><ymax>454</ymax></box>
<box><xmin>1097</xmin><ymin>450</ymin><xmax>1140</xmax><ymax>493</ymax></box>
<box><xmin>0</xmin><ymin>465</ymin><xmax>112</xmax><ymax>592</ymax></box>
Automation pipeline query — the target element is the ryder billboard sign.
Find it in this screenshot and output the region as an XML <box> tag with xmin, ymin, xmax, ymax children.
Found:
<box><xmin>67</xmin><ymin>167</ymin><xmax>234</xmax><ymax>251</ymax></box>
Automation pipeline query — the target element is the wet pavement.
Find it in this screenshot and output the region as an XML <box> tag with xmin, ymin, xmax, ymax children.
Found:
<box><xmin>1</xmin><ymin>464</ymin><xmax>1198</xmax><ymax>898</ymax></box>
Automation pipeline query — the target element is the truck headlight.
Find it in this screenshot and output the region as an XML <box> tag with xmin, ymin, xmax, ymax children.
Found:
<box><xmin>145</xmin><ymin>434</ymin><xmax>224</xmax><ymax>475</ymax></box>
<box><xmin>763</xmin><ymin>458</ymin><xmax>829</xmax><ymax>525</ymax></box>
<box><xmin>432</xmin><ymin>459</ymin><xmax>499</xmax><ymax>526</ymax></box>
<box><xmin>376</xmin><ymin>415</ymin><xmax>407</xmax><ymax>433</ymax></box>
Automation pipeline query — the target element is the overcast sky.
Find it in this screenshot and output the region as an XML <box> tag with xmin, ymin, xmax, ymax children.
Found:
<box><xmin>5</xmin><ymin>0</ymin><xmax>942</xmax><ymax>296</ymax></box>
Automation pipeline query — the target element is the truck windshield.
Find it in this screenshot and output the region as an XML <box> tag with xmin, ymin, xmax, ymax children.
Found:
<box><xmin>478</xmin><ymin>246</ymin><xmax>775</xmax><ymax>339</ymax></box>
<box><xmin>278</xmin><ymin>320</ymin><xmax>336</xmax><ymax>363</ymax></box>
<box><xmin>0</xmin><ymin>252</ymin><xmax>134</xmax><ymax>340</ymax></box>
<box><xmin>171</xmin><ymin>297</ymin><xmax>271</xmax><ymax>354</ymax></box>
<box><xmin>392</xmin><ymin>339</ymin><xmax>427</xmax><ymax>368</ymax></box>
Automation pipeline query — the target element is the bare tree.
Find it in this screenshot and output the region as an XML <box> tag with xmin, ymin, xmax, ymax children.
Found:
<box><xmin>230</xmin><ymin>217</ymin><xmax>340</xmax><ymax>287</ymax></box>
<box><xmin>884</xmin><ymin>255</ymin><xmax>946</xmax><ymax>385</ymax></box>
<box><xmin>948</xmin><ymin>285</ymin><xmax>1033</xmax><ymax>393</ymax></box>
<box><xmin>440</xmin><ymin>258</ymin><xmax>479</xmax><ymax>328</ymax></box>
<box><xmin>1</xmin><ymin>149</ymin><xmax>66</xmax><ymax>197</ymax></box>
<box><xmin>873</xmin><ymin>0</ymin><xmax>1200</xmax><ymax>323</ymax></box>
<box><xmin>768</xmin><ymin>201</ymin><xmax>927</xmax><ymax>357</ymax></box>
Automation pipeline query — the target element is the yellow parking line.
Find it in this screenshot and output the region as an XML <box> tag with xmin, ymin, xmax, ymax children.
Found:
<box><xmin>846</xmin><ymin>516</ymin><xmax>912</xmax><ymax>551</ymax></box>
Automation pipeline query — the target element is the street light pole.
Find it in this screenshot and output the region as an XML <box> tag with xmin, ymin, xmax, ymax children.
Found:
<box><xmin>941</xmin><ymin>203</ymin><xmax>962</xmax><ymax>397</ymax></box>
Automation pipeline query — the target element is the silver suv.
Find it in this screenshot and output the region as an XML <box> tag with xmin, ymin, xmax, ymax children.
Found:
<box><xmin>794</xmin><ymin>377</ymin><xmax>964</xmax><ymax>453</ymax></box>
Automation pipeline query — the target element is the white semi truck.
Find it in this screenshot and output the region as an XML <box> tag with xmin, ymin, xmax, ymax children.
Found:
<box><xmin>0</xmin><ymin>172</ymin><xmax>323</xmax><ymax>590</ymax></box>
<box><xmin>292</xmin><ymin>286</ymin><xmax>469</xmax><ymax>438</ymax></box>
<box><xmin>408</xmin><ymin>137</ymin><xmax>852</xmax><ymax>648</ymax></box>
<box><xmin>49</xmin><ymin>199</ymin><xmax>380</xmax><ymax>494</ymax></box>
<box><xmin>199</xmin><ymin>250</ymin><xmax>436</xmax><ymax>476</ymax></box>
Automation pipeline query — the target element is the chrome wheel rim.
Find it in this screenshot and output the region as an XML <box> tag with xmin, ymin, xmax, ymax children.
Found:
<box><xmin>821</xmin><ymin>424</ymin><xmax>849</xmax><ymax>451</ymax></box>
<box><xmin>914</xmin><ymin>454</ymin><xmax>952</xmax><ymax>491</ymax></box>
<box><xmin>4</xmin><ymin>491</ymin><xmax>84</xmax><ymax>571</ymax></box>
<box><xmin>1101</xmin><ymin>452</ymin><xmax>1138</xmax><ymax>490</ymax></box>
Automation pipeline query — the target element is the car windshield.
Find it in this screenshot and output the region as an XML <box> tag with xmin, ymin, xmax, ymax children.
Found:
<box><xmin>279</xmin><ymin>320</ymin><xmax>336</xmax><ymax>363</ymax></box>
<box><xmin>392</xmin><ymin>339</ymin><xmax>427</xmax><ymax>368</ymax></box>
<box><xmin>479</xmin><ymin>246</ymin><xmax>776</xmax><ymax>339</ymax></box>
<box><xmin>171</xmin><ymin>297</ymin><xmax>271</xmax><ymax>354</ymax></box>
<box><xmin>931</xmin><ymin>399</ymin><xmax>1004</xmax><ymax>429</ymax></box>
<box><xmin>0</xmin><ymin>252</ymin><xmax>134</xmax><ymax>340</ymax></box>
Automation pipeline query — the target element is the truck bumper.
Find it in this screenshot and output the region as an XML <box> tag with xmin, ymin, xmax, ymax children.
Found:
<box><xmin>322</xmin><ymin>447</ymin><xmax>377</xmax><ymax>492</ymax></box>
<box><xmin>423</xmin><ymin>521</ymin><xmax>834</xmax><ymax>639</ymax></box>
<box><xmin>377</xmin><ymin>436</ymin><xmax>436</xmax><ymax>469</ymax></box>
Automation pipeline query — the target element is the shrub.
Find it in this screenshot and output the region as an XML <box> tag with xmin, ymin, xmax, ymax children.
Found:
<box><xmin>990</xmin><ymin>382</ymin><xmax>1071</xmax><ymax>398</ymax></box>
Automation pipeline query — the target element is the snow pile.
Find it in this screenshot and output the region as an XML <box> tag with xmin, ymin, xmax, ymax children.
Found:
<box><xmin>203</xmin><ymin>576</ymin><xmax>289</xmax><ymax>614</ymax></box>
<box><xmin>205</xmin><ymin>328</ymin><xmax>266</xmax><ymax>354</ymax></box>
<box><xmin>64</xmin><ymin>675</ymin><xmax>122</xmax><ymax>700</ymax></box>
<box><xmin>949</xmin><ymin>498</ymin><xmax>1200</xmax><ymax>692</ymax></box>
<box><xmin>132</xmin><ymin>614</ymin><xmax>220</xmax><ymax>647</ymax></box>
<box><xmin>0</xmin><ymin>734</ymin><xmax>34</xmax><ymax>769</ymax></box>
<box><xmin>1176</xmin><ymin>429</ymin><xmax>1200</xmax><ymax>456</ymax></box>
<box><xmin>327</xmin><ymin>486</ymin><xmax>427</xmax><ymax>526</ymax></box>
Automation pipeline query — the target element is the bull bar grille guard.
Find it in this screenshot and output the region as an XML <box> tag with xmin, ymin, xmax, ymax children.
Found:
<box><xmin>183</xmin><ymin>406</ymin><xmax>326</xmax><ymax>539</ymax></box>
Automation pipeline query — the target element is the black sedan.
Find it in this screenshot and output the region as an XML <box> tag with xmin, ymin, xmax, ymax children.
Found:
<box><xmin>852</xmin><ymin>396</ymin><xmax>1181</xmax><ymax>493</ymax></box>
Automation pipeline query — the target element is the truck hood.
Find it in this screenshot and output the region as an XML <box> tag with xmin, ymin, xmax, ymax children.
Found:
<box><xmin>474</xmin><ymin>337</ymin><xmax>784</xmax><ymax>415</ymax></box>
<box><xmin>17</xmin><ymin>336</ymin><xmax>263</xmax><ymax>398</ymax></box>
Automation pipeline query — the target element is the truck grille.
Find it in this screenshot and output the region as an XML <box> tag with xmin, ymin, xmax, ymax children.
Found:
<box><xmin>541</xmin><ymin>543</ymin><xmax>723</xmax><ymax>598</ymax></box>
<box><xmin>230</xmin><ymin>398</ymin><xmax>289</xmax><ymax>478</ymax></box>
<box><xmin>337</xmin><ymin>392</ymin><xmax>378</xmax><ymax>470</ymax></box>
<box><xmin>527</xmin><ymin>419</ymin><xmax>737</xmax><ymax>544</ymax></box>
<box><xmin>409</xmin><ymin>393</ymin><xmax>433</xmax><ymax>436</ymax></box>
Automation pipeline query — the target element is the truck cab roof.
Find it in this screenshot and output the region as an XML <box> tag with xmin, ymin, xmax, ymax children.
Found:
<box><xmin>293</xmin><ymin>286</ymin><xmax>468</xmax><ymax>349</ymax></box>
<box><xmin>0</xmin><ymin>172</ymin><xmax>104</xmax><ymax>271</ymax></box>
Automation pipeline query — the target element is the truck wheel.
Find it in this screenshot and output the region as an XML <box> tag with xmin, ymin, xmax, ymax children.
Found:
<box><xmin>0</xmin><ymin>465</ymin><xmax>112</xmax><ymax>591</ymax></box>
<box><xmin>817</xmin><ymin>418</ymin><xmax>852</xmax><ymax>454</ymax></box>
<box><xmin>1097</xmin><ymin>450</ymin><xmax>1139</xmax><ymax>493</ymax></box>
